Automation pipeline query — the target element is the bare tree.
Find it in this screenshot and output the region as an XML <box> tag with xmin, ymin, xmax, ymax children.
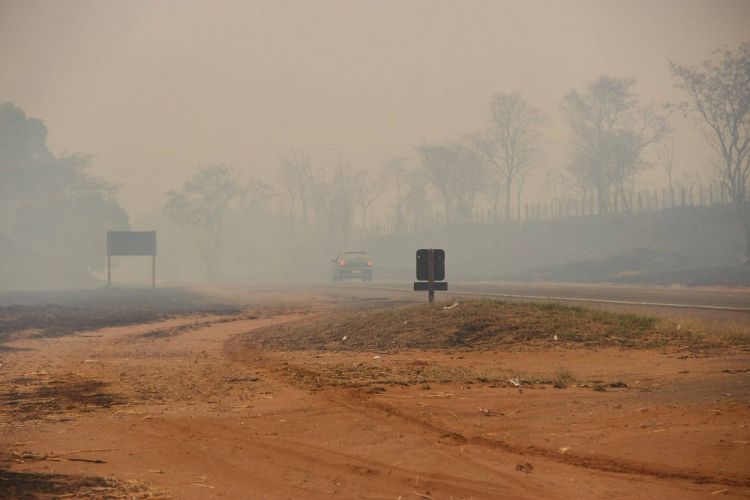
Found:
<box><xmin>277</xmin><ymin>150</ymin><xmax>313</xmax><ymax>246</ymax></box>
<box><xmin>670</xmin><ymin>42</ymin><xmax>750</xmax><ymax>260</ymax></box>
<box><xmin>417</xmin><ymin>142</ymin><xmax>464</xmax><ymax>225</ymax></box>
<box><xmin>478</xmin><ymin>93</ymin><xmax>546</xmax><ymax>221</ymax></box>
<box><xmin>562</xmin><ymin>76</ymin><xmax>668</xmax><ymax>215</ymax></box>
<box><xmin>564</xmin><ymin>151</ymin><xmax>595</xmax><ymax>215</ymax></box>
<box><xmin>515</xmin><ymin>165</ymin><xmax>535</xmax><ymax>220</ymax></box>
<box><xmin>670</xmin><ymin>43</ymin><xmax>750</xmax><ymax>205</ymax></box>
<box><xmin>544</xmin><ymin>169</ymin><xmax>566</xmax><ymax>203</ymax></box>
<box><xmin>404</xmin><ymin>170</ymin><xmax>432</xmax><ymax>232</ymax></box>
<box><xmin>385</xmin><ymin>157</ymin><xmax>409</xmax><ymax>233</ymax></box>
<box><xmin>327</xmin><ymin>160</ymin><xmax>355</xmax><ymax>240</ymax></box>
<box><xmin>609</xmin><ymin>128</ymin><xmax>654</xmax><ymax>214</ymax></box>
<box><xmin>306</xmin><ymin>168</ymin><xmax>333</xmax><ymax>234</ymax></box>
<box><xmin>482</xmin><ymin>174</ymin><xmax>505</xmax><ymax>221</ymax></box>
<box><xmin>656</xmin><ymin>137</ymin><xmax>677</xmax><ymax>207</ymax></box>
<box><xmin>706</xmin><ymin>156</ymin><xmax>732</xmax><ymax>200</ymax></box>
<box><xmin>164</xmin><ymin>164</ymin><xmax>248</xmax><ymax>281</ymax></box>
<box><xmin>351</xmin><ymin>168</ymin><xmax>388</xmax><ymax>231</ymax></box>
<box><xmin>460</xmin><ymin>135</ymin><xmax>489</xmax><ymax>221</ymax></box>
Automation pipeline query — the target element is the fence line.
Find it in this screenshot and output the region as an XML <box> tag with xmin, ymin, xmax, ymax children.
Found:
<box><xmin>355</xmin><ymin>183</ymin><xmax>746</xmax><ymax>239</ymax></box>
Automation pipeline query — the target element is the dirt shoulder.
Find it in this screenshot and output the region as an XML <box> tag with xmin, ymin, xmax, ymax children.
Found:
<box><xmin>1</xmin><ymin>287</ymin><xmax>748</xmax><ymax>499</ymax></box>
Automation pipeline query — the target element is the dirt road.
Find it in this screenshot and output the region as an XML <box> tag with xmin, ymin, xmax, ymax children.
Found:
<box><xmin>1</xmin><ymin>286</ymin><xmax>748</xmax><ymax>499</ymax></box>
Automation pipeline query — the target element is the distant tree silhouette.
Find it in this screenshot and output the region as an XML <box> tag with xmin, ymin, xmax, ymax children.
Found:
<box><xmin>0</xmin><ymin>102</ymin><xmax>129</xmax><ymax>286</ymax></box>
<box><xmin>562</xmin><ymin>77</ymin><xmax>668</xmax><ymax>215</ymax></box>
<box><xmin>164</xmin><ymin>164</ymin><xmax>250</xmax><ymax>281</ymax></box>
<box><xmin>478</xmin><ymin>93</ymin><xmax>546</xmax><ymax>221</ymax></box>
<box><xmin>670</xmin><ymin>42</ymin><xmax>750</xmax><ymax>261</ymax></box>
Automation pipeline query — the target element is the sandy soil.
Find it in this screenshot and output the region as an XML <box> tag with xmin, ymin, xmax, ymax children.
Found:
<box><xmin>1</xmin><ymin>288</ymin><xmax>749</xmax><ymax>499</ymax></box>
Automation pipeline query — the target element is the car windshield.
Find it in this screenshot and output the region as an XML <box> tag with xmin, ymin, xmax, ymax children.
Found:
<box><xmin>341</xmin><ymin>252</ymin><xmax>368</xmax><ymax>261</ymax></box>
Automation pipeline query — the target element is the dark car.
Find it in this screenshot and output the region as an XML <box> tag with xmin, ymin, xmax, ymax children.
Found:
<box><xmin>331</xmin><ymin>251</ymin><xmax>372</xmax><ymax>281</ymax></box>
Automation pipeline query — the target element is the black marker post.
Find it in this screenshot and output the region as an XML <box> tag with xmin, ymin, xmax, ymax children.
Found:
<box><xmin>414</xmin><ymin>248</ymin><xmax>447</xmax><ymax>302</ymax></box>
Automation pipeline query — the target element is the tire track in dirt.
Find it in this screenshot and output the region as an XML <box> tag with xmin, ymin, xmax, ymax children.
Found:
<box><xmin>353</xmin><ymin>386</ymin><xmax>750</xmax><ymax>488</ymax></box>
<box><xmin>220</xmin><ymin>355</ymin><xmax>551</xmax><ymax>497</ymax></box>
<box><xmin>227</xmin><ymin>338</ymin><xmax>750</xmax><ymax>490</ymax></box>
<box><xmin>365</xmin><ymin>384</ymin><xmax>750</xmax><ymax>489</ymax></box>
<box><xmin>135</xmin><ymin>413</ymin><xmax>537</xmax><ymax>499</ymax></box>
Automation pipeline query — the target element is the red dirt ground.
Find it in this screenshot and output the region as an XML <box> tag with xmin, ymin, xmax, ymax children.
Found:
<box><xmin>1</xmin><ymin>288</ymin><xmax>748</xmax><ymax>499</ymax></box>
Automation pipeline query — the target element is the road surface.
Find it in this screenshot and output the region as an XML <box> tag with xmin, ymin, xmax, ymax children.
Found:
<box><xmin>289</xmin><ymin>280</ymin><xmax>750</xmax><ymax>322</ymax></box>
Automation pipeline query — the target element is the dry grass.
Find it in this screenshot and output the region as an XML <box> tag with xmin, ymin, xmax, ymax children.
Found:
<box><xmin>244</xmin><ymin>298</ymin><xmax>748</xmax><ymax>354</ymax></box>
<box><xmin>652</xmin><ymin>314</ymin><xmax>750</xmax><ymax>347</ymax></box>
<box><xmin>273</xmin><ymin>359</ymin><xmax>636</xmax><ymax>392</ymax></box>
<box><xmin>246</xmin><ymin>298</ymin><xmax>749</xmax><ymax>393</ymax></box>
<box><xmin>276</xmin><ymin>361</ymin><xmax>524</xmax><ymax>389</ymax></box>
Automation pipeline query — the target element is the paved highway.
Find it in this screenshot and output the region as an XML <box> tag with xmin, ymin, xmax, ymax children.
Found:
<box><xmin>1</xmin><ymin>281</ymin><xmax>746</xmax><ymax>323</ymax></box>
<box><xmin>296</xmin><ymin>281</ymin><xmax>750</xmax><ymax>323</ymax></box>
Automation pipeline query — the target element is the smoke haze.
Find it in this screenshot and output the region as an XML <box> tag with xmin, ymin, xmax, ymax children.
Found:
<box><xmin>2</xmin><ymin>0</ymin><xmax>748</xmax><ymax>218</ymax></box>
<box><xmin>2</xmin><ymin>1</ymin><xmax>750</xmax><ymax>288</ymax></box>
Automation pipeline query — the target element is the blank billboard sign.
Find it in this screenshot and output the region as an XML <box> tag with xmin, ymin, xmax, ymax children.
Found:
<box><xmin>106</xmin><ymin>231</ymin><xmax>157</xmax><ymax>288</ymax></box>
<box><xmin>107</xmin><ymin>231</ymin><xmax>156</xmax><ymax>256</ymax></box>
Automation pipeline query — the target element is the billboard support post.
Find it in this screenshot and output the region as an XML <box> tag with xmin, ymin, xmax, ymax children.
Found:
<box><xmin>428</xmin><ymin>248</ymin><xmax>435</xmax><ymax>303</ymax></box>
<box><xmin>106</xmin><ymin>231</ymin><xmax>157</xmax><ymax>289</ymax></box>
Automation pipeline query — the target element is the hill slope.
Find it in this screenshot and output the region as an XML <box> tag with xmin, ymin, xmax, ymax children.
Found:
<box><xmin>357</xmin><ymin>204</ymin><xmax>749</xmax><ymax>286</ymax></box>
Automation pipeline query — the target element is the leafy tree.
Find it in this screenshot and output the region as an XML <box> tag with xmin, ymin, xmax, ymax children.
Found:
<box><xmin>478</xmin><ymin>93</ymin><xmax>546</xmax><ymax>221</ymax></box>
<box><xmin>670</xmin><ymin>42</ymin><xmax>750</xmax><ymax>260</ymax></box>
<box><xmin>562</xmin><ymin>77</ymin><xmax>668</xmax><ymax>215</ymax></box>
<box><xmin>0</xmin><ymin>103</ymin><xmax>129</xmax><ymax>288</ymax></box>
<box><xmin>0</xmin><ymin>103</ymin><xmax>53</xmax><ymax>207</ymax></box>
<box><xmin>13</xmin><ymin>161</ymin><xmax>129</xmax><ymax>272</ymax></box>
<box><xmin>164</xmin><ymin>164</ymin><xmax>251</xmax><ymax>281</ymax></box>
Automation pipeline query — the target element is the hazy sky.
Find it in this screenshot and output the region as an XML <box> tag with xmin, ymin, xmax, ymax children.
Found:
<box><xmin>1</xmin><ymin>0</ymin><xmax>749</xmax><ymax>220</ymax></box>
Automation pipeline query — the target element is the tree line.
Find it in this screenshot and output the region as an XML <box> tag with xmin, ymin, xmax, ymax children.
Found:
<box><xmin>164</xmin><ymin>42</ymin><xmax>750</xmax><ymax>279</ymax></box>
<box><xmin>2</xmin><ymin>43</ymin><xmax>747</xmax><ymax>284</ymax></box>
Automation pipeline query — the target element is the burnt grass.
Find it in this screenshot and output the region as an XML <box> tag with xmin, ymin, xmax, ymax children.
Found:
<box><xmin>242</xmin><ymin>298</ymin><xmax>686</xmax><ymax>353</ymax></box>
<box><xmin>0</xmin><ymin>372</ymin><xmax>154</xmax><ymax>498</ymax></box>
<box><xmin>0</xmin><ymin>374</ymin><xmax>129</xmax><ymax>422</ymax></box>
<box><xmin>0</xmin><ymin>287</ymin><xmax>242</xmax><ymax>348</ymax></box>
<box><xmin>0</xmin><ymin>468</ymin><xmax>164</xmax><ymax>500</ymax></box>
